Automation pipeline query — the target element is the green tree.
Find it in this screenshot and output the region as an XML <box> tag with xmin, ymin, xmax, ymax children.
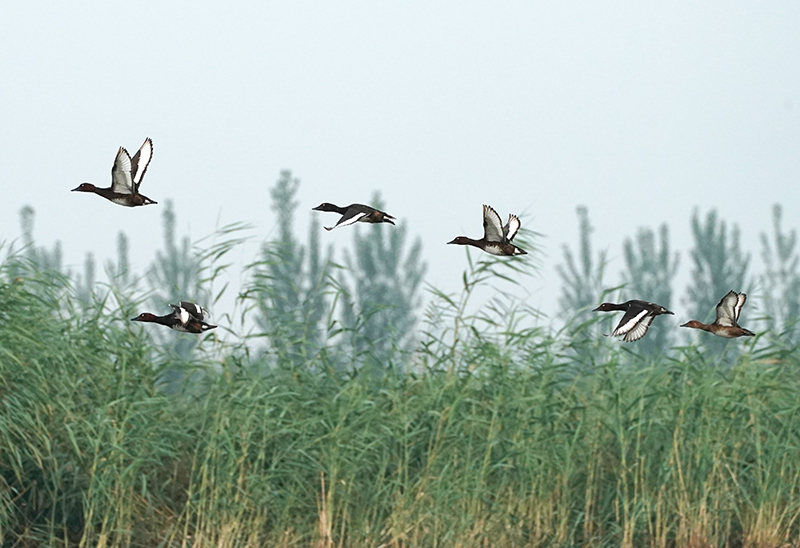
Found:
<box><xmin>338</xmin><ymin>194</ymin><xmax>425</xmax><ymax>371</ymax></box>
<box><xmin>338</xmin><ymin>193</ymin><xmax>425</xmax><ymax>371</ymax></box>
<box><xmin>556</xmin><ymin>206</ymin><xmax>608</xmax><ymax>326</ymax></box>
<box><xmin>106</xmin><ymin>232</ymin><xmax>132</xmax><ymax>287</ymax></box>
<box><xmin>145</xmin><ymin>200</ymin><xmax>209</xmax><ymax>362</ymax></box>
<box><xmin>250</xmin><ymin>170</ymin><xmax>331</xmax><ymax>367</ymax></box>
<box><xmin>685</xmin><ymin>209</ymin><xmax>750</xmax><ymax>353</ymax></box>
<box><xmin>74</xmin><ymin>252</ymin><xmax>96</xmax><ymax>307</ymax></box>
<box><xmin>760</xmin><ymin>204</ymin><xmax>800</xmax><ymax>342</ymax></box>
<box><xmin>14</xmin><ymin>205</ymin><xmax>63</xmax><ymax>274</ymax></box>
<box><xmin>621</xmin><ymin>224</ymin><xmax>679</xmax><ymax>353</ymax></box>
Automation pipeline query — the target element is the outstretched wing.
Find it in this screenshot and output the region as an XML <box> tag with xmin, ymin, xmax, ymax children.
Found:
<box><xmin>733</xmin><ymin>292</ymin><xmax>747</xmax><ymax>323</ymax></box>
<box><xmin>610</xmin><ymin>305</ymin><xmax>649</xmax><ymax>337</ymax></box>
<box><xmin>110</xmin><ymin>147</ymin><xmax>134</xmax><ymax>194</ymax></box>
<box><xmin>622</xmin><ymin>315</ymin><xmax>655</xmax><ymax>342</ymax></box>
<box><xmin>482</xmin><ymin>205</ymin><xmax>504</xmax><ymax>242</ymax></box>
<box><xmin>714</xmin><ymin>291</ymin><xmax>740</xmax><ymax>327</ymax></box>
<box><xmin>130</xmin><ymin>138</ymin><xmax>153</xmax><ymax>192</ymax></box>
<box><xmin>504</xmin><ymin>214</ymin><xmax>521</xmax><ymax>242</ymax></box>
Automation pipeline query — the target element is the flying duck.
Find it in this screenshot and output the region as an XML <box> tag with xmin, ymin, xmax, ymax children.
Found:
<box><xmin>131</xmin><ymin>301</ymin><xmax>216</xmax><ymax>333</ymax></box>
<box><xmin>448</xmin><ymin>204</ymin><xmax>527</xmax><ymax>256</ymax></box>
<box><xmin>312</xmin><ymin>203</ymin><xmax>396</xmax><ymax>231</ymax></box>
<box><xmin>681</xmin><ymin>290</ymin><xmax>755</xmax><ymax>338</ymax></box>
<box><xmin>72</xmin><ymin>138</ymin><xmax>157</xmax><ymax>207</ymax></box>
<box><xmin>593</xmin><ymin>300</ymin><xmax>674</xmax><ymax>342</ymax></box>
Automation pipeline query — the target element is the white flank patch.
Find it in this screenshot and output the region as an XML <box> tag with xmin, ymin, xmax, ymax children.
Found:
<box><xmin>178</xmin><ymin>307</ymin><xmax>190</xmax><ymax>325</ymax></box>
<box><xmin>483</xmin><ymin>244</ymin><xmax>505</xmax><ymax>256</ymax></box>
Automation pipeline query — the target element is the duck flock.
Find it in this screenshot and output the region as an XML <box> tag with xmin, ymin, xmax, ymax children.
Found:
<box><xmin>72</xmin><ymin>137</ymin><xmax>755</xmax><ymax>343</ymax></box>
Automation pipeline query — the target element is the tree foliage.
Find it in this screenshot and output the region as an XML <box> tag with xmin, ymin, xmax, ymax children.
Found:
<box><xmin>557</xmin><ymin>206</ymin><xmax>607</xmax><ymax>316</ymax></box>
<box><xmin>339</xmin><ymin>193</ymin><xmax>426</xmax><ymax>370</ymax></box>
<box><xmin>250</xmin><ymin>170</ymin><xmax>331</xmax><ymax>367</ymax></box>
<box><xmin>145</xmin><ymin>199</ymin><xmax>208</xmax><ymax>361</ymax></box>
<box><xmin>685</xmin><ymin>209</ymin><xmax>750</xmax><ymax>355</ymax></box>
<box><xmin>685</xmin><ymin>209</ymin><xmax>749</xmax><ymax>321</ymax></box>
<box><xmin>14</xmin><ymin>205</ymin><xmax>63</xmax><ymax>274</ymax></box>
<box><xmin>621</xmin><ymin>224</ymin><xmax>679</xmax><ymax>352</ymax></box>
<box><xmin>760</xmin><ymin>203</ymin><xmax>800</xmax><ymax>342</ymax></box>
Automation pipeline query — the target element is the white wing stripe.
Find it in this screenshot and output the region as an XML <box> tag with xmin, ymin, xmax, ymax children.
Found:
<box><xmin>611</xmin><ymin>309</ymin><xmax>648</xmax><ymax>336</ymax></box>
<box><xmin>623</xmin><ymin>315</ymin><xmax>655</xmax><ymax>342</ymax></box>
<box><xmin>329</xmin><ymin>211</ymin><xmax>369</xmax><ymax>230</ymax></box>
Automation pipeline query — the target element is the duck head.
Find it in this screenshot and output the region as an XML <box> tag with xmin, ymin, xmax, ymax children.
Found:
<box><xmin>312</xmin><ymin>203</ymin><xmax>339</xmax><ymax>212</ymax></box>
<box><xmin>72</xmin><ymin>182</ymin><xmax>98</xmax><ymax>192</ymax></box>
<box><xmin>447</xmin><ymin>236</ymin><xmax>471</xmax><ymax>246</ymax></box>
<box><xmin>593</xmin><ymin>303</ymin><xmax>618</xmax><ymax>312</ymax></box>
<box><xmin>131</xmin><ymin>312</ymin><xmax>158</xmax><ymax>323</ymax></box>
<box><xmin>680</xmin><ymin>320</ymin><xmax>704</xmax><ymax>329</ymax></box>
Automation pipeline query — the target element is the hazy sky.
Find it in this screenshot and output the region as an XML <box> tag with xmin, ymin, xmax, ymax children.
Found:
<box><xmin>1</xmin><ymin>2</ymin><xmax>798</xmax><ymax>322</ymax></box>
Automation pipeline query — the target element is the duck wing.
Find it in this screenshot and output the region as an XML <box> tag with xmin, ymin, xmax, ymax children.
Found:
<box><xmin>324</xmin><ymin>205</ymin><xmax>370</xmax><ymax>230</ymax></box>
<box><xmin>503</xmin><ymin>214</ymin><xmax>521</xmax><ymax>242</ymax></box>
<box><xmin>622</xmin><ymin>314</ymin><xmax>655</xmax><ymax>342</ymax></box>
<box><xmin>130</xmin><ymin>138</ymin><xmax>153</xmax><ymax>192</ymax></box>
<box><xmin>178</xmin><ymin>301</ymin><xmax>209</xmax><ymax>321</ymax></box>
<box><xmin>482</xmin><ymin>205</ymin><xmax>504</xmax><ymax>242</ymax></box>
<box><xmin>610</xmin><ymin>303</ymin><xmax>649</xmax><ymax>338</ymax></box>
<box><xmin>733</xmin><ymin>292</ymin><xmax>747</xmax><ymax>324</ymax></box>
<box><xmin>714</xmin><ymin>290</ymin><xmax>740</xmax><ymax>327</ymax></box>
<box><xmin>110</xmin><ymin>147</ymin><xmax>134</xmax><ymax>194</ymax></box>
<box><xmin>169</xmin><ymin>303</ymin><xmax>192</xmax><ymax>326</ymax></box>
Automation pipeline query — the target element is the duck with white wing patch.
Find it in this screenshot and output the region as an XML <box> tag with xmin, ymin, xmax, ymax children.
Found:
<box><xmin>593</xmin><ymin>300</ymin><xmax>673</xmax><ymax>342</ymax></box>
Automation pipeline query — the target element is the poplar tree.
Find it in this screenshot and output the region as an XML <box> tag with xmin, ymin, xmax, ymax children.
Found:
<box><xmin>146</xmin><ymin>200</ymin><xmax>208</xmax><ymax>363</ymax></box>
<box><xmin>556</xmin><ymin>206</ymin><xmax>607</xmax><ymax>321</ymax></box>
<box><xmin>251</xmin><ymin>170</ymin><xmax>331</xmax><ymax>367</ymax></box>
<box><xmin>621</xmin><ymin>224</ymin><xmax>679</xmax><ymax>353</ymax></box>
<box><xmin>15</xmin><ymin>205</ymin><xmax>63</xmax><ymax>274</ymax></box>
<box><xmin>684</xmin><ymin>209</ymin><xmax>750</xmax><ymax>353</ymax></box>
<box><xmin>339</xmin><ymin>193</ymin><xmax>425</xmax><ymax>371</ymax></box>
<box><xmin>74</xmin><ymin>252</ymin><xmax>96</xmax><ymax>307</ymax></box>
<box><xmin>555</xmin><ymin>206</ymin><xmax>612</xmax><ymax>365</ymax></box>
<box><xmin>760</xmin><ymin>204</ymin><xmax>800</xmax><ymax>342</ymax></box>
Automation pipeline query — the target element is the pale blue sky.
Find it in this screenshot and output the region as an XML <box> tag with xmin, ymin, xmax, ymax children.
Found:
<box><xmin>1</xmin><ymin>2</ymin><xmax>798</xmax><ymax>322</ymax></box>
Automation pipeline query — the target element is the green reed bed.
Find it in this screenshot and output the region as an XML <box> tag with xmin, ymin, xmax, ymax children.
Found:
<box><xmin>2</xmin><ymin>266</ymin><xmax>800</xmax><ymax>547</ymax></box>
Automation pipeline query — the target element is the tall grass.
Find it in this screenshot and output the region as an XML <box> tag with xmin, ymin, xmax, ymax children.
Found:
<box><xmin>2</xmin><ymin>249</ymin><xmax>800</xmax><ymax>547</ymax></box>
